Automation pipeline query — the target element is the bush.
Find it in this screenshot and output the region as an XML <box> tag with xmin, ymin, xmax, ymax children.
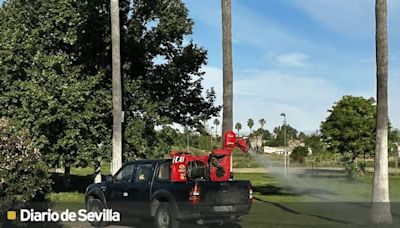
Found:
<box><xmin>290</xmin><ymin>146</ymin><xmax>309</xmax><ymax>163</ymax></box>
<box><xmin>0</xmin><ymin>118</ymin><xmax>51</xmax><ymax>203</ymax></box>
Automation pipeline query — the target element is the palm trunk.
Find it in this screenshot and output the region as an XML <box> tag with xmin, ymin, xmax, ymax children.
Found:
<box><xmin>111</xmin><ymin>0</ymin><xmax>122</xmax><ymax>175</ymax></box>
<box><xmin>371</xmin><ymin>0</ymin><xmax>392</xmax><ymax>224</ymax></box>
<box><xmin>221</xmin><ymin>0</ymin><xmax>233</xmax><ymax>138</ymax></box>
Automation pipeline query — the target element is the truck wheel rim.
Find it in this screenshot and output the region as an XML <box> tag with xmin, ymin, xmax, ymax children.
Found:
<box><xmin>158</xmin><ymin>208</ymin><xmax>170</xmax><ymax>227</ymax></box>
<box><xmin>91</xmin><ymin>203</ymin><xmax>100</xmax><ymax>214</ymax></box>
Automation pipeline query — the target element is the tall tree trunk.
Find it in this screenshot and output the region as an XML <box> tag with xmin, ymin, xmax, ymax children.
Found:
<box><xmin>110</xmin><ymin>0</ymin><xmax>122</xmax><ymax>175</ymax></box>
<box><xmin>64</xmin><ymin>166</ymin><xmax>70</xmax><ymax>176</ymax></box>
<box><xmin>371</xmin><ymin>0</ymin><xmax>392</xmax><ymax>224</ymax></box>
<box><xmin>64</xmin><ymin>166</ymin><xmax>71</xmax><ymax>189</ymax></box>
<box><xmin>221</xmin><ymin>0</ymin><xmax>233</xmax><ymax>138</ymax></box>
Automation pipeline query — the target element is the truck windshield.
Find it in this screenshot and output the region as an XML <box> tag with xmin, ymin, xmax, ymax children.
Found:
<box><xmin>114</xmin><ymin>164</ymin><xmax>135</xmax><ymax>183</ymax></box>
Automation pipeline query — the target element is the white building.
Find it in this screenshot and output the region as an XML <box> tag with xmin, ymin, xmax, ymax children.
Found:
<box><xmin>263</xmin><ymin>146</ymin><xmax>285</xmax><ymax>155</ymax></box>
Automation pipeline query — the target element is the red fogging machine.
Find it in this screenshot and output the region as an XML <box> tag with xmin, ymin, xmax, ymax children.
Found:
<box><xmin>170</xmin><ymin>130</ymin><xmax>249</xmax><ymax>182</ymax></box>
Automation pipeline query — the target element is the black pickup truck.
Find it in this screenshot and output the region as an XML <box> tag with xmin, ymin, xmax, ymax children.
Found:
<box><xmin>85</xmin><ymin>159</ymin><xmax>252</xmax><ymax>228</ymax></box>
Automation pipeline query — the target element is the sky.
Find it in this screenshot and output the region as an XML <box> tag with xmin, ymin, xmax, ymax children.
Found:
<box><xmin>182</xmin><ymin>0</ymin><xmax>400</xmax><ymax>133</ymax></box>
<box><xmin>1</xmin><ymin>0</ymin><xmax>399</xmax><ymax>134</ymax></box>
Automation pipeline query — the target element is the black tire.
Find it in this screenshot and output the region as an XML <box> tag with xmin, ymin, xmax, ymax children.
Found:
<box><xmin>154</xmin><ymin>202</ymin><xmax>180</xmax><ymax>228</ymax></box>
<box><xmin>87</xmin><ymin>198</ymin><xmax>106</xmax><ymax>227</ymax></box>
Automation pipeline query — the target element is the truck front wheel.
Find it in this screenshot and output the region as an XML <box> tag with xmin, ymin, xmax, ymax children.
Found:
<box><xmin>87</xmin><ymin>197</ymin><xmax>106</xmax><ymax>227</ymax></box>
<box><xmin>154</xmin><ymin>203</ymin><xmax>180</xmax><ymax>228</ymax></box>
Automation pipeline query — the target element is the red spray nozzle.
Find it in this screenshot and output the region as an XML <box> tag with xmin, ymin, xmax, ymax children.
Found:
<box><xmin>222</xmin><ymin>130</ymin><xmax>249</xmax><ymax>153</ymax></box>
<box><xmin>236</xmin><ymin>138</ymin><xmax>249</xmax><ymax>153</ymax></box>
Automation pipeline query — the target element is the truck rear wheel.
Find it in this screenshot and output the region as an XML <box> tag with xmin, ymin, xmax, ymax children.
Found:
<box><xmin>87</xmin><ymin>198</ymin><xmax>106</xmax><ymax>227</ymax></box>
<box><xmin>154</xmin><ymin>202</ymin><xmax>180</xmax><ymax>228</ymax></box>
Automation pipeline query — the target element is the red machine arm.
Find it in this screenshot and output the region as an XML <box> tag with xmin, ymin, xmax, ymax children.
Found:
<box><xmin>170</xmin><ymin>130</ymin><xmax>250</xmax><ymax>182</ymax></box>
<box><xmin>235</xmin><ymin>138</ymin><xmax>249</xmax><ymax>153</ymax></box>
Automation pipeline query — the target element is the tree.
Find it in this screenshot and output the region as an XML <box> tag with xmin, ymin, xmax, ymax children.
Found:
<box><xmin>125</xmin><ymin>0</ymin><xmax>221</xmax><ymax>127</ymax></box>
<box><xmin>0</xmin><ymin>0</ymin><xmax>220</xmax><ymax>170</ymax></box>
<box><xmin>110</xmin><ymin>0</ymin><xmax>122</xmax><ymax>175</ymax></box>
<box><xmin>290</xmin><ymin>146</ymin><xmax>309</xmax><ymax>163</ymax></box>
<box><xmin>298</xmin><ymin>132</ymin><xmax>307</xmax><ymax>140</ymax></box>
<box><xmin>235</xmin><ymin>122</ymin><xmax>242</xmax><ymax>136</ymax></box>
<box><xmin>252</xmin><ymin>128</ymin><xmax>272</xmax><ymax>141</ymax></box>
<box><xmin>221</xmin><ymin>0</ymin><xmax>233</xmax><ymax>136</ymax></box>
<box><xmin>247</xmin><ymin>119</ymin><xmax>254</xmax><ymax>134</ymax></box>
<box><xmin>0</xmin><ymin>0</ymin><xmax>119</xmax><ymax>173</ymax></box>
<box><xmin>122</xmin><ymin>0</ymin><xmax>220</xmax><ymax>160</ymax></box>
<box><xmin>274</xmin><ymin>125</ymin><xmax>298</xmax><ymax>139</ymax></box>
<box><xmin>304</xmin><ymin>134</ymin><xmax>326</xmax><ymax>155</ymax></box>
<box><xmin>214</xmin><ymin>119</ymin><xmax>220</xmax><ymax>137</ymax></box>
<box><xmin>321</xmin><ymin>96</ymin><xmax>376</xmax><ymax>176</ymax></box>
<box><xmin>0</xmin><ymin>118</ymin><xmax>51</xmax><ymax>203</ymax></box>
<box><xmin>389</xmin><ymin>128</ymin><xmax>400</xmax><ymax>155</ymax></box>
<box><xmin>259</xmin><ymin>118</ymin><xmax>266</xmax><ymax>129</ymax></box>
<box><xmin>265</xmin><ymin>124</ymin><xmax>298</xmax><ymax>147</ymax></box>
<box><xmin>371</xmin><ymin>0</ymin><xmax>392</xmax><ymax>223</ymax></box>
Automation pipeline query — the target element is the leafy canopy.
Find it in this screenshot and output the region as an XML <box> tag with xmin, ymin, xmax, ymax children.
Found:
<box><xmin>122</xmin><ymin>0</ymin><xmax>220</xmax><ymax>159</ymax></box>
<box><xmin>321</xmin><ymin>96</ymin><xmax>376</xmax><ymax>163</ymax></box>
<box><xmin>0</xmin><ymin>0</ymin><xmax>115</xmax><ymax>169</ymax></box>
<box><xmin>0</xmin><ymin>0</ymin><xmax>220</xmax><ymax>167</ymax></box>
<box><xmin>265</xmin><ymin>124</ymin><xmax>298</xmax><ymax>147</ymax></box>
<box><xmin>290</xmin><ymin>146</ymin><xmax>309</xmax><ymax>163</ymax></box>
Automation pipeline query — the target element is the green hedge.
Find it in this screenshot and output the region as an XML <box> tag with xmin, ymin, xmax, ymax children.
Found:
<box><xmin>0</xmin><ymin>118</ymin><xmax>51</xmax><ymax>203</ymax></box>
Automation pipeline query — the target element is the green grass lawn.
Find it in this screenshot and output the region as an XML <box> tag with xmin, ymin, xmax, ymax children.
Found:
<box><xmin>240</xmin><ymin>171</ymin><xmax>400</xmax><ymax>203</ymax></box>
<box><xmin>235</xmin><ymin>172</ymin><xmax>400</xmax><ymax>227</ymax></box>
<box><xmin>233</xmin><ymin>150</ymin><xmax>262</xmax><ymax>168</ymax></box>
<box><xmin>70</xmin><ymin>163</ymin><xmax>111</xmax><ymax>176</ymax></box>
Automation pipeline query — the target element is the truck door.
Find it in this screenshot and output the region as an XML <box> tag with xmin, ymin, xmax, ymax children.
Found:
<box><xmin>108</xmin><ymin>163</ymin><xmax>135</xmax><ymax>217</ymax></box>
<box><xmin>128</xmin><ymin>163</ymin><xmax>154</xmax><ymax>216</ymax></box>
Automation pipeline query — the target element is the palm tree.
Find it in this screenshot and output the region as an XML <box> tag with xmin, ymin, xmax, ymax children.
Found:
<box><xmin>214</xmin><ymin>119</ymin><xmax>220</xmax><ymax>137</ymax></box>
<box><xmin>110</xmin><ymin>0</ymin><xmax>122</xmax><ymax>175</ymax></box>
<box><xmin>235</xmin><ymin>122</ymin><xmax>242</xmax><ymax>136</ymax></box>
<box><xmin>247</xmin><ymin>119</ymin><xmax>254</xmax><ymax>135</ymax></box>
<box><xmin>371</xmin><ymin>0</ymin><xmax>392</xmax><ymax>224</ymax></box>
<box><xmin>259</xmin><ymin>118</ymin><xmax>266</xmax><ymax>129</ymax></box>
<box><xmin>221</xmin><ymin>0</ymin><xmax>233</xmax><ymax>136</ymax></box>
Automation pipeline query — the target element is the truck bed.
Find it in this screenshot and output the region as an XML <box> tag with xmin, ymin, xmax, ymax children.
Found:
<box><xmin>151</xmin><ymin>179</ymin><xmax>252</xmax><ymax>220</ymax></box>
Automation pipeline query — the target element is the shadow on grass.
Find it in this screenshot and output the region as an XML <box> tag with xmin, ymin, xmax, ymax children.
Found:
<box><xmin>252</xmin><ymin>185</ymin><xmax>299</xmax><ymax>196</ymax></box>
<box><xmin>50</xmin><ymin>173</ymin><xmax>93</xmax><ymax>193</ymax></box>
<box><xmin>253</xmin><ymin>196</ymin><xmax>350</xmax><ymax>225</ymax></box>
<box><xmin>284</xmin><ymin>185</ymin><xmax>336</xmax><ymax>196</ymax></box>
<box><xmin>253</xmin><ymin>184</ymin><xmax>336</xmax><ymax>199</ymax></box>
